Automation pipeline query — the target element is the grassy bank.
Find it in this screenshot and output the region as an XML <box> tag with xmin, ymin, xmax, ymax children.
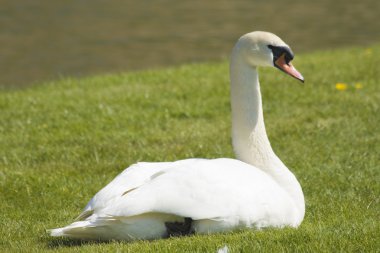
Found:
<box><xmin>0</xmin><ymin>45</ymin><xmax>379</xmax><ymax>252</ymax></box>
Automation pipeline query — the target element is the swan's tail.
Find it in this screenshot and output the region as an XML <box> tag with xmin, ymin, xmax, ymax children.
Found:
<box><xmin>50</xmin><ymin>227</ymin><xmax>65</xmax><ymax>237</ymax></box>
<box><xmin>49</xmin><ymin>220</ymin><xmax>104</xmax><ymax>240</ymax></box>
<box><xmin>48</xmin><ymin>213</ymin><xmax>173</xmax><ymax>241</ymax></box>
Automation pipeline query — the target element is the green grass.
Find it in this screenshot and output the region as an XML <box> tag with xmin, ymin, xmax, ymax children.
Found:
<box><xmin>1</xmin><ymin>45</ymin><xmax>379</xmax><ymax>252</ymax></box>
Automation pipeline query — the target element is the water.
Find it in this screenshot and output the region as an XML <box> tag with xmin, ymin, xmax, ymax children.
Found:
<box><xmin>1</xmin><ymin>0</ymin><xmax>379</xmax><ymax>88</ymax></box>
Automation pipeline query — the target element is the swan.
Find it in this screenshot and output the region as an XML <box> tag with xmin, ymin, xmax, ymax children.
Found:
<box><xmin>50</xmin><ymin>31</ymin><xmax>305</xmax><ymax>241</ymax></box>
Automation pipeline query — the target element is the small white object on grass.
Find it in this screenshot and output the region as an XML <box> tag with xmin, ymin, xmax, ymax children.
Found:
<box><xmin>217</xmin><ymin>245</ymin><xmax>229</xmax><ymax>253</ymax></box>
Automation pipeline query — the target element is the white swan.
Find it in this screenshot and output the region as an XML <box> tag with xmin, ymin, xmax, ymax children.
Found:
<box><xmin>50</xmin><ymin>31</ymin><xmax>305</xmax><ymax>241</ymax></box>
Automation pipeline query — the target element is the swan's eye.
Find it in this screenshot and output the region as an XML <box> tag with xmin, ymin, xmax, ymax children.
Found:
<box><xmin>268</xmin><ymin>45</ymin><xmax>294</xmax><ymax>64</ymax></box>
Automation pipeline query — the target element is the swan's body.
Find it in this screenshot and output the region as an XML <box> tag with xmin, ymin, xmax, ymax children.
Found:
<box><xmin>50</xmin><ymin>31</ymin><xmax>305</xmax><ymax>241</ymax></box>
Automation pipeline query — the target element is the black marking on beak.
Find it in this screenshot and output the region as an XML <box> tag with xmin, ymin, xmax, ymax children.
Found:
<box><xmin>268</xmin><ymin>45</ymin><xmax>294</xmax><ymax>65</ymax></box>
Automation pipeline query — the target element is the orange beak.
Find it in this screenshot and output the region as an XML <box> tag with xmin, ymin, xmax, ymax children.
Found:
<box><xmin>274</xmin><ymin>53</ymin><xmax>304</xmax><ymax>82</ymax></box>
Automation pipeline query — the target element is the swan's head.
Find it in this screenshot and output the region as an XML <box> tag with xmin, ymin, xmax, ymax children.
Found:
<box><xmin>233</xmin><ymin>31</ymin><xmax>304</xmax><ymax>82</ymax></box>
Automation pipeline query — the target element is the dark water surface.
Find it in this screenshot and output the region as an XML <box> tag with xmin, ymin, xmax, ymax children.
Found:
<box><xmin>1</xmin><ymin>0</ymin><xmax>379</xmax><ymax>88</ymax></box>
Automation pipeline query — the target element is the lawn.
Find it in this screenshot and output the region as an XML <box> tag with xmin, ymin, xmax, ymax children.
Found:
<box><xmin>0</xmin><ymin>45</ymin><xmax>379</xmax><ymax>252</ymax></box>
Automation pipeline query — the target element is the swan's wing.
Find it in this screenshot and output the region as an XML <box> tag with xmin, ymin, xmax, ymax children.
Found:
<box><xmin>95</xmin><ymin>158</ymin><xmax>294</xmax><ymax>222</ymax></box>
<box><xmin>78</xmin><ymin>159</ymin><xmax>202</xmax><ymax>219</ymax></box>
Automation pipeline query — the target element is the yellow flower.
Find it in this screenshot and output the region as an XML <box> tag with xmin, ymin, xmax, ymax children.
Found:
<box><xmin>364</xmin><ymin>48</ymin><xmax>373</xmax><ymax>56</ymax></box>
<box><xmin>354</xmin><ymin>83</ymin><xmax>363</xmax><ymax>89</ymax></box>
<box><xmin>335</xmin><ymin>83</ymin><xmax>347</xmax><ymax>91</ymax></box>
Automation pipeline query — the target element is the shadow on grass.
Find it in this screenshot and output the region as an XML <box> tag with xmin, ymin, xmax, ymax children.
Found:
<box><xmin>46</xmin><ymin>237</ymin><xmax>113</xmax><ymax>248</ymax></box>
<box><xmin>45</xmin><ymin>233</ymin><xmax>197</xmax><ymax>249</ymax></box>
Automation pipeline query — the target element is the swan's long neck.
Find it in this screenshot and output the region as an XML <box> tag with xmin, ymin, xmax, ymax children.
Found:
<box><xmin>229</xmin><ymin>50</ymin><xmax>305</xmax><ymax>220</ymax></box>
